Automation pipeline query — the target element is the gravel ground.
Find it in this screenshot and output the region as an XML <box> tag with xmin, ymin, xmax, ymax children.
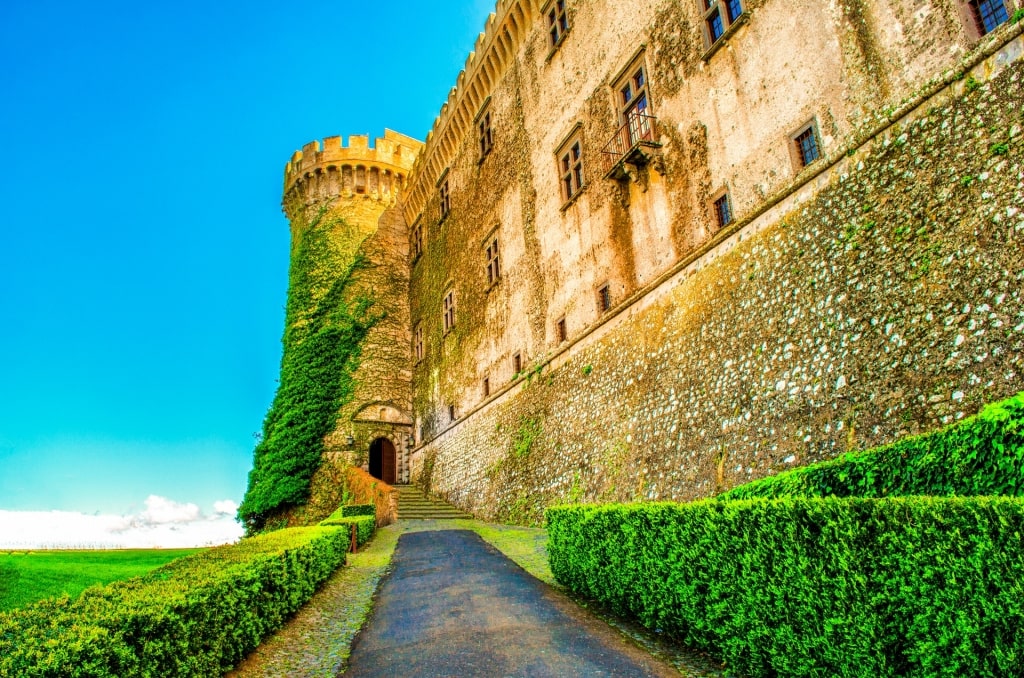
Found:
<box><xmin>225</xmin><ymin>520</ymin><xmax>727</xmax><ymax>677</ymax></box>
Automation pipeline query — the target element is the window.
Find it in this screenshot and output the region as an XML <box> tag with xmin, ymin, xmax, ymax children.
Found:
<box><xmin>793</xmin><ymin>123</ymin><xmax>821</xmax><ymax>169</ymax></box>
<box><xmin>411</xmin><ymin>219</ymin><xmax>424</xmax><ymax>260</ymax></box>
<box><xmin>512</xmin><ymin>352</ymin><xmax>522</xmax><ymax>375</ymax></box>
<box><xmin>478</xmin><ymin>109</ymin><xmax>494</xmax><ymax>160</ymax></box>
<box><xmin>702</xmin><ymin>0</ymin><xmax>744</xmax><ymax>49</ymax></box>
<box><xmin>968</xmin><ymin>0</ymin><xmax>1009</xmax><ymax>34</ymax></box>
<box><xmin>448</xmin><ymin>404</ymin><xmax>456</xmax><ymax>421</ymax></box>
<box><xmin>414</xmin><ymin>324</ymin><xmax>424</xmax><ymax>363</ymax></box>
<box><xmin>443</xmin><ymin>289</ymin><xmax>456</xmax><ymax>333</ymax></box>
<box><xmin>546</xmin><ymin>0</ymin><xmax>570</xmax><ymax>48</ymax></box>
<box><xmin>598</xmin><ymin>284</ymin><xmax>612</xmax><ymax>313</ymax></box>
<box><xmin>618</xmin><ymin>65</ymin><xmax>650</xmax><ymax>146</ymax></box>
<box><xmin>557</xmin><ymin>132</ymin><xmax>585</xmax><ymax>203</ymax></box>
<box><xmin>713</xmin><ymin>193</ymin><xmax>733</xmax><ymax>228</ymax></box>
<box><xmin>556</xmin><ymin>317</ymin><xmax>567</xmax><ymax>343</ymax></box>
<box><xmin>485</xmin><ymin>236</ymin><xmax>500</xmax><ymax>286</ymax></box>
<box><xmin>439</xmin><ymin>177</ymin><xmax>451</xmax><ymax>220</ymax></box>
<box><xmin>483</xmin><ymin>376</ymin><xmax>490</xmax><ymax>397</ymax></box>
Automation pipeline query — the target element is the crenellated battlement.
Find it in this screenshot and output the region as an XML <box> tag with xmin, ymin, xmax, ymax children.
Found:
<box><xmin>283</xmin><ymin>130</ymin><xmax>423</xmax><ymax>213</ymax></box>
<box><xmin>402</xmin><ymin>0</ymin><xmax>542</xmax><ymax>223</ymax></box>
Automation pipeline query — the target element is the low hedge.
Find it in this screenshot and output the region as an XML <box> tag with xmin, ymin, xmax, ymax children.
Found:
<box><xmin>547</xmin><ymin>498</ymin><xmax>1024</xmax><ymax>678</ymax></box>
<box><xmin>317</xmin><ymin>514</ymin><xmax>375</xmax><ymax>545</ymax></box>
<box><xmin>0</xmin><ymin>527</ymin><xmax>349</xmax><ymax>677</ymax></box>
<box><xmin>341</xmin><ymin>504</ymin><xmax>375</xmax><ymax>518</ymax></box>
<box><xmin>720</xmin><ymin>390</ymin><xmax>1024</xmax><ymax>500</ymax></box>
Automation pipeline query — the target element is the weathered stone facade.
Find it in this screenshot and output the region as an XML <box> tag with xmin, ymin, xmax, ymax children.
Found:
<box><xmin>282</xmin><ymin>0</ymin><xmax>1024</xmax><ymax>523</ymax></box>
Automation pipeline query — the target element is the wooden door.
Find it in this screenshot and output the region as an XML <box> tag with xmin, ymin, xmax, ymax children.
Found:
<box><xmin>381</xmin><ymin>438</ymin><xmax>397</xmax><ymax>485</ymax></box>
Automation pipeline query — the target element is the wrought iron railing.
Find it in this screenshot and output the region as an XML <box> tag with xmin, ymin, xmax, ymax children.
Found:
<box><xmin>601</xmin><ymin>113</ymin><xmax>659</xmax><ymax>176</ymax></box>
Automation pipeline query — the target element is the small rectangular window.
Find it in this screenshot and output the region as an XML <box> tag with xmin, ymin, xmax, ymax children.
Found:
<box><xmin>439</xmin><ymin>177</ymin><xmax>451</xmax><ymax>220</ymax></box>
<box><xmin>414</xmin><ymin>324</ymin><xmax>424</xmax><ymax>362</ymax></box>
<box><xmin>483</xmin><ymin>376</ymin><xmax>490</xmax><ymax>397</ymax></box>
<box><xmin>486</xmin><ymin>236</ymin><xmax>500</xmax><ymax>286</ymax></box>
<box><xmin>702</xmin><ymin>0</ymin><xmax>744</xmax><ymax>50</ymax></box>
<box><xmin>713</xmin><ymin>193</ymin><xmax>733</xmax><ymax>228</ymax></box>
<box><xmin>793</xmin><ymin>124</ymin><xmax>820</xmax><ymax>169</ymax></box>
<box><xmin>512</xmin><ymin>352</ymin><xmax>522</xmax><ymax>375</ymax></box>
<box><xmin>411</xmin><ymin>219</ymin><xmax>424</xmax><ymax>260</ymax></box>
<box><xmin>556</xmin><ymin>317</ymin><xmax>567</xmax><ymax>343</ymax></box>
<box><xmin>443</xmin><ymin>289</ymin><xmax>456</xmax><ymax>333</ymax></box>
<box><xmin>969</xmin><ymin>0</ymin><xmax>1009</xmax><ymax>33</ymax></box>
<box><xmin>598</xmin><ymin>284</ymin><xmax>612</xmax><ymax>313</ymax></box>
<box><xmin>557</xmin><ymin>135</ymin><xmax>585</xmax><ymax>204</ymax></box>
<box><xmin>478</xmin><ymin>110</ymin><xmax>494</xmax><ymax>160</ymax></box>
<box><xmin>547</xmin><ymin>0</ymin><xmax>569</xmax><ymax>48</ymax></box>
<box><xmin>448</xmin><ymin>404</ymin><xmax>456</xmax><ymax>421</ymax></box>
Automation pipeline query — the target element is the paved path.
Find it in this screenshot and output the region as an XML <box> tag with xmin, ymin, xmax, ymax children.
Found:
<box><xmin>345</xmin><ymin>529</ymin><xmax>678</xmax><ymax>678</ymax></box>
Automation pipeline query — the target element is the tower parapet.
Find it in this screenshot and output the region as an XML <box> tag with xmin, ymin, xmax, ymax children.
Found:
<box><xmin>283</xmin><ymin>129</ymin><xmax>422</xmax><ymax>218</ymax></box>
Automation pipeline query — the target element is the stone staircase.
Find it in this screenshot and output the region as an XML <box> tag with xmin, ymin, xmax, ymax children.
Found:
<box><xmin>395</xmin><ymin>485</ymin><xmax>472</xmax><ymax>520</ymax></box>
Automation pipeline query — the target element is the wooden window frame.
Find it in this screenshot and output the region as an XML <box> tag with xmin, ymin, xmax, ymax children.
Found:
<box><xmin>556</xmin><ymin>317</ymin><xmax>568</xmax><ymax>343</ymax></box>
<box><xmin>791</xmin><ymin>120</ymin><xmax>822</xmax><ymax>170</ymax></box>
<box><xmin>476</xmin><ymin>99</ymin><xmax>495</xmax><ymax>162</ymax></box>
<box><xmin>712</xmin><ymin>190</ymin><xmax>733</xmax><ymax>229</ymax></box>
<box><xmin>556</xmin><ymin>128</ymin><xmax>585</xmax><ymax>206</ymax></box>
<box><xmin>485</xmin><ymin>234</ymin><xmax>501</xmax><ymax>288</ymax></box>
<box><xmin>443</xmin><ymin>288</ymin><xmax>456</xmax><ymax>334</ymax></box>
<box><xmin>700</xmin><ymin>0</ymin><xmax>747</xmax><ymax>59</ymax></box>
<box><xmin>414</xmin><ymin>323</ymin><xmax>424</xmax><ymax>363</ymax></box>
<box><xmin>544</xmin><ymin>0</ymin><xmax>570</xmax><ymax>52</ymax></box>
<box><xmin>598</xmin><ymin>284</ymin><xmax>612</xmax><ymax>313</ymax></box>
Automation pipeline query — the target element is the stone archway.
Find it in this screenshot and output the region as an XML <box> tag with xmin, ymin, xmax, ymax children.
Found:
<box><xmin>368</xmin><ymin>437</ymin><xmax>397</xmax><ymax>485</ymax></box>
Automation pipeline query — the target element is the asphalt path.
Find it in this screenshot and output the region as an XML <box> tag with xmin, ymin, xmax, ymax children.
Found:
<box><xmin>343</xmin><ymin>529</ymin><xmax>678</xmax><ymax>677</ymax></box>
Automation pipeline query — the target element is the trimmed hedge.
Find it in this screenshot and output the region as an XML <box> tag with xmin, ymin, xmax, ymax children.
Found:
<box><xmin>720</xmin><ymin>391</ymin><xmax>1024</xmax><ymax>500</ymax></box>
<box><xmin>317</xmin><ymin>514</ymin><xmax>375</xmax><ymax>546</ymax></box>
<box><xmin>0</xmin><ymin>527</ymin><xmax>349</xmax><ymax>677</ymax></box>
<box><xmin>341</xmin><ymin>504</ymin><xmax>375</xmax><ymax>518</ymax></box>
<box><xmin>547</xmin><ymin>498</ymin><xmax>1024</xmax><ymax>678</ymax></box>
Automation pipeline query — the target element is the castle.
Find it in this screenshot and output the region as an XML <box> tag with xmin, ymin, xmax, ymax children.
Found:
<box><xmin>275</xmin><ymin>0</ymin><xmax>1024</xmax><ymax>524</ymax></box>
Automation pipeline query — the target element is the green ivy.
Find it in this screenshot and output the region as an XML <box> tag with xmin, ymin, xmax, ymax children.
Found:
<box><xmin>719</xmin><ymin>390</ymin><xmax>1024</xmax><ymax>501</ymax></box>
<box><xmin>239</xmin><ymin>209</ymin><xmax>381</xmax><ymax>531</ymax></box>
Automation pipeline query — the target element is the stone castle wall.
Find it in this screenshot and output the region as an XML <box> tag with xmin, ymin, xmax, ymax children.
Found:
<box><xmin>412</xmin><ymin>36</ymin><xmax>1024</xmax><ymax>523</ymax></box>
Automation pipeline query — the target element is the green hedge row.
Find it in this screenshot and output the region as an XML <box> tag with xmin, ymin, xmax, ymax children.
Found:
<box><xmin>547</xmin><ymin>498</ymin><xmax>1024</xmax><ymax>678</ymax></box>
<box><xmin>341</xmin><ymin>504</ymin><xmax>375</xmax><ymax>518</ymax></box>
<box><xmin>0</xmin><ymin>527</ymin><xmax>349</xmax><ymax>677</ymax></box>
<box><xmin>318</xmin><ymin>514</ymin><xmax>375</xmax><ymax>545</ymax></box>
<box><xmin>720</xmin><ymin>391</ymin><xmax>1024</xmax><ymax>500</ymax></box>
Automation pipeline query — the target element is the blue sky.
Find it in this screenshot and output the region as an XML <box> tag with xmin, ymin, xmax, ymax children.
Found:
<box><xmin>0</xmin><ymin>0</ymin><xmax>493</xmax><ymax>535</ymax></box>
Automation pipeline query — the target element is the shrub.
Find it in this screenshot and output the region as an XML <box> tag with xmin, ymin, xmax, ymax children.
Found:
<box><xmin>0</xmin><ymin>527</ymin><xmax>349</xmax><ymax>677</ymax></box>
<box><xmin>345</xmin><ymin>467</ymin><xmax>398</xmax><ymax>526</ymax></box>
<box><xmin>341</xmin><ymin>504</ymin><xmax>375</xmax><ymax>518</ymax></box>
<box><xmin>547</xmin><ymin>498</ymin><xmax>1024</xmax><ymax>678</ymax></box>
<box><xmin>720</xmin><ymin>391</ymin><xmax>1024</xmax><ymax>500</ymax></box>
<box><xmin>317</xmin><ymin>515</ymin><xmax>374</xmax><ymax>546</ymax></box>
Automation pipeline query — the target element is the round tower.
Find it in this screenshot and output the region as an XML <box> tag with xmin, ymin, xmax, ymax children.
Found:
<box><xmin>282</xmin><ymin>130</ymin><xmax>422</xmax><ymax>499</ymax></box>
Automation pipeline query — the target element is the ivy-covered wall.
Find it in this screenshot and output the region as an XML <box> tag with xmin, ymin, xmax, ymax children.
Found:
<box><xmin>413</xmin><ymin>39</ymin><xmax>1024</xmax><ymax>525</ymax></box>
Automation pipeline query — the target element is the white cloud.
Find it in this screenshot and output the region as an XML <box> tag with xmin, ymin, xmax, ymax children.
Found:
<box><xmin>0</xmin><ymin>497</ymin><xmax>243</xmax><ymax>550</ymax></box>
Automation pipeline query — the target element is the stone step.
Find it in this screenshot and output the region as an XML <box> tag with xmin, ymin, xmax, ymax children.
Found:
<box><xmin>394</xmin><ymin>484</ymin><xmax>472</xmax><ymax>520</ymax></box>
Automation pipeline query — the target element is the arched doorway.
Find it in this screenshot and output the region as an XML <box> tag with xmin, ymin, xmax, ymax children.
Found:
<box><xmin>368</xmin><ymin>437</ymin><xmax>397</xmax><ymax>485</ymax></box>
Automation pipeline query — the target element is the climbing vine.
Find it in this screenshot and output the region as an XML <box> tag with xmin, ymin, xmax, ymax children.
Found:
<box><xmin>239</xmin><ymin>207</ymin><xmax>381</xmax><ymax>532</ymax></box>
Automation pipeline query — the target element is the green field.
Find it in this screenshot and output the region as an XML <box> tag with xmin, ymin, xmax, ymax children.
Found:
<box><xmin>0</xmin><ymin>549</ymin><xmax>203</xmax><ymax>612</ymax></box>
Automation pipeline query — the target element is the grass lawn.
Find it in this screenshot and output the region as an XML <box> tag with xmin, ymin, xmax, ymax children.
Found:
<box><xmin>0</xmin><ymin>549</ymin><xmax>203</xmax><ymax>612</ymax></box>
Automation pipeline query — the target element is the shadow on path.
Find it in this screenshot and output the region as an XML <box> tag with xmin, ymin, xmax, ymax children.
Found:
<box><xmin>344</xmin><ymin>529</ymin><xmax>677</xmax><ymax>677</ymax></box>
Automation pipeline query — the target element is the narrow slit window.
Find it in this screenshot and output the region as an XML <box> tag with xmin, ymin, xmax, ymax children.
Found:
<box><xmin>448</xmin><ymin>404</ymin><xmax>456</xmax><ymax>421</ymax></box>
<box><xmin>512</xmin><ymin>352</ymin><xmax>522</xmax><ymax>375</ymax></box>
<box><xmin>414</xmin><ymin>324</ymin><xmax>424</xmax><ymax>362</ymax></box>
<box><xmin>479</xmin><ymin>110</ymin><xmax>494</xmax><ymax>160</ymax></box>
<box><xmin>483</xmin><ymin>377</ymin><xmax>490</xmax><ymax>397</ymax></box>
<box><xmin>556</xmin><ymin>318</ymin><xmax>567</xmax><ymax>343</ymax></box>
